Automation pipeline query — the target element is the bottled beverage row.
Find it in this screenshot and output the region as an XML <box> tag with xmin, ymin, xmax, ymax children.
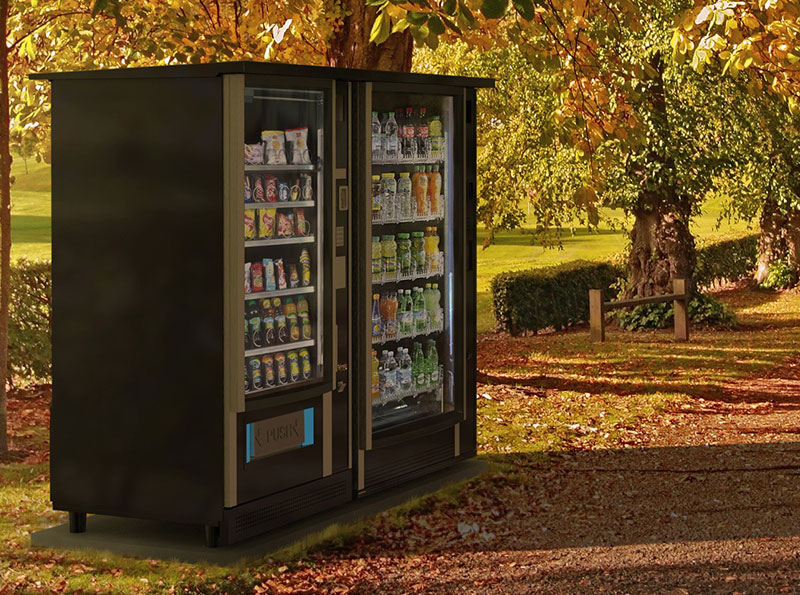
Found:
<box><xmin>245</xmin><ymin>173</ymin><xmax>314</xmax><ymax>204</ymax></box>
<box><xmin>371</xmin><ymin>285</ymin><xmax>443</xmax><ymax>344</ymax></box>
<box><xmin>245</xmin><ymin>127</ymin><xmax>314</xmax><ymax>166</ymax></box>
<box><xmin>371</xmin><ymin>167</ymin><xmax>443</xmax><ymax>223</ymax></box>
<box><xmin>371</xmin><ymin>107</ymin><xmax>445</xmax><ymax>163</ymax></box>
<box><xmin>245</xmin><ymin>207</ymin><xmax>313</xmax><ymax>241</ymax></box>
<box><xmin>371</xmin><ymin>344</ymin><xmax>443</xmax><ymax>406</ymax></box>
<box><xmin>372</xmin><ymin>229</ymin><xmax>442</xmax><ymax>282</ymax></box>
<box><xmin>245</xmin><ymin>296</ymin><xmax>312</xmax><ymax>350</ymax></box>
<box><xmin>246</xmin><ymin>348</ymin><xmax>313</xmax><ymax>393</ymax></box>
<box><xmin>244</xmin><ymin>250</ymin><xmax>312</xmax><ymax>294</ymax></box>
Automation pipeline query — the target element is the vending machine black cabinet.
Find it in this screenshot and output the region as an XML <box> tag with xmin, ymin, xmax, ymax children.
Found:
<box><xmin>32</xmin><ymin>62</ymin><xmax>492</xmax><ymax>546</ymax></box>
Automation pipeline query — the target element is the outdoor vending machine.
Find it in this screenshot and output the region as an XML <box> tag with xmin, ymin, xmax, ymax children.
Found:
<box><xmin>32</xmin><ymin>62</ymin><xmax>492</xmax><ymax>547</ymax></box>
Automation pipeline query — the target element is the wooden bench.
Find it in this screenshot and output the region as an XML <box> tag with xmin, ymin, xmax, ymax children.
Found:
<box><xmin>589</xmin><ymin>278</ymin><xmax>689</xmax><ymax>342</ymax></box>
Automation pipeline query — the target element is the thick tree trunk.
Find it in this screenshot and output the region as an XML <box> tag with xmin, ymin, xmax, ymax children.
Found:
<box><xmin>0</xmin><ymin>0</ymin><xmax>10</xmax><ymax>455</ymax></box>
<box><xmin>326</xmin><ymin>0</ymin><xmax>414</xmax><ymax>72</ymax></box>
<box><xmin>625</xmin><ymin>201</ymin><xmax>696</xmax><ymax>298</ymax></box>
<box><xmin>754</xmin><ymin>195</ymin><xmax>800</xmax><ymax>285</ymax></box>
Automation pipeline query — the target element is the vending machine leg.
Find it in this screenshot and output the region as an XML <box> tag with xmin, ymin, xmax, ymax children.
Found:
<box><xmin>204</xmin><ymin>525</ymin><xmax>220</xmax><ymax>548</ymax></box>
<box><xmin>68</xmin><ymin>512</ymin><xmax>86</xmax><ymax>533</ymax></box>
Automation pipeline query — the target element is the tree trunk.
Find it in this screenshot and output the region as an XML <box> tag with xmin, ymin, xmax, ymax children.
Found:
<box><xmin>754</xmin><ymin>195</ymin><xmax>800</xmax><ymax>285</ymax></box>
<box><xmin>626</xmin><ymin>201</ymin><xmax>696</xmax><ymax>298</ymax></box>
<box><xmin>0</xmin><ymin>0</ymin><xmax>10</xmax><ymax>455</ymax></box>
<box><xmin>326</xmin><ymin>0</ymin><xmax>414</xmax><ymax>72</ymax></box>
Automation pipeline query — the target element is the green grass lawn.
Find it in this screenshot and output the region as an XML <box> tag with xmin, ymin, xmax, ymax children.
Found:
<box><xmin>10</xmin><ymin>162</ymin><xmax>756</xmax><ymax>330</ymax></box>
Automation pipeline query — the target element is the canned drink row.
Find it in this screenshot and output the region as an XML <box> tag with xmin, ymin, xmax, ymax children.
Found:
<box><xmin>246</xmin><ymin>348</ymin><xmax>312</xmax><ymax>393</ymax></box>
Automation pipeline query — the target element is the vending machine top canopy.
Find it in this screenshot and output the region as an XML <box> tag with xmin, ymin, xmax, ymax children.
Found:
<box><xmin>30</xmin><ymin>60</ymin><xmax>495</xmax><ymax>88</ymax></box>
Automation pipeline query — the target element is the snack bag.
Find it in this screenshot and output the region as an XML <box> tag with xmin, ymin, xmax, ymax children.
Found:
<box><xmin>289</xmin><ymin>264</ymin><xmax>300</xmax><ymax>289</ymax></box>
<box><xmin>263</xmin><ymin>258</ymin><xmax>276</xmax><ymax>291</ymax></box>
<box><xmin>253</xmin><ymin>177</ymin><xmax>265</xmax><ymax>202</ymax></box>
<box><xmin>300</xmin><ymin>313</ymin><xmax>312</xmax><ymax>340</ymax></box>
<box><xmin>275</xmin><ymin>353</ymin><xmax>288</xmax><ymax>384</ymax></box>
<box><xmin>287</xmin><ymin>350</ymin><xmax>300</xmax><ymax>382</ymax></box>
<box><xmin>264</xmin><ymin>175</ymin><xmax>278</xmax><ymax>202</ymax></box>
<box><xmin>285</xmin><ymin>127</ymin><xmax>311</xmax><ymax>164</ymax></box>
<box><xmin>299</xmin><ymin>348</ymin><xmax>312</xmax><ymax>379</ymax></box>
<box><xmin>275</xmin><ymin>258</ymin><xmax>287</xmax><ymax>290</ymax></box>
<box><xmin>244</xmin><ymin>262</ymin><xmax>252</xmax><ymax>293</ymax></box>
<box><xmin>277</xmin><ymin>212</ymin><xmax>295</xmax><ymax>238</ymax></box>
<box><xmin>258</xmin><ymin>209</ymin><xmax>275</xmax><ymax>239</ymax></box>
<box><xmin>295</xmin><ymin>209</ymin><xmax>310</xmax><ymax>236</ymax></box>
<box><xmin>244</xmin><ymin>209</ymin><xmax>256</xmax><ymax>239</ymax></box>
<box><xmin>290</xmin><ymin>178</ymin><xmax>301</xmax><ymax>201</ymax></box>
<box><xmin>288</xmin><ymin>313</ymin><xmax>300</xmax><ymax>342</ymax></box>
<box><xmin>278</xmin><ymin>182</ymin><xmax>290</xmax><ymax>202</ymax></box>
<box><xmin>261</xmin><ymin>130</ymin><xmax>287</xmax><ymax>165</ymax></box>
<box><xmin>244</xmin><ymin>175</ymin><xmax>253</xmax><ymax>203</ymax></box>
<box><xmin>301</xmin><ymin>174</ymin><xmax>313</xmax><ymax>201</ymax></box>
<box><xmin>248</xmin><ymin>356</ymin><xmax>263</xmax><ymax>390</ymax></box>
<box><xmin>262</xmin><ymin>355</ymin><xmax>276</xmax><ymax>387</ymax></box>
<box><xmin>251</xmin><ymin>262</ymin><xmax>265</xmax><ymax>292</ymax></box>
<box><xmin>244</xmin><ymin>143</ymin><xmax>264</xmax><ymax>165</ymax></box>
<box><xmin>262</xmin><ymin>308</ymin><xmax>276</xmax><ymax>346</ymax></box>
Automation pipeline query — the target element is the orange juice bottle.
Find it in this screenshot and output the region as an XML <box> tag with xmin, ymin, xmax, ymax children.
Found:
<box><xmin>428</xmin><ymin>165</ymin><xmax>441</xmax><ymax>216</ymax></box>
<box><xmin>412</xmin><ymin>166</ymin><xmax>428</xmax><ymax>217</ymax></box>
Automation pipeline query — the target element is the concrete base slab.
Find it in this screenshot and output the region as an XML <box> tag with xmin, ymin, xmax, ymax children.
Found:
<box><xmin>30</xmin><ymin>459</ymin><xmax>487</xmax><ymax>565</ymax></box>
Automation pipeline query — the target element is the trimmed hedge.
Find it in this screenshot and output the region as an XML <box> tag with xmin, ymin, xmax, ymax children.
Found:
<box><xmin>9</xmin><ymin>259</ymin><xmax>51</xmax><ymax>385</ymax></box>
<box><xmin>491</xmin><ymin>260</ymin><xmax>621</xmax><ymax>335</ymax></box>
<box><xmin>694</xmin><ymin>233</ymin><xmax>758</xmax><ymax>289</ymax></box>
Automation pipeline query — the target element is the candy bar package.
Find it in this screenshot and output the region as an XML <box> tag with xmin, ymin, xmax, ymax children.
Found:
<box><xmin>275</xmin><ymin>352</ymin><xmax>288</xmax><ymax>384</ymax></box>
<box><xmin>253</xmin><ymin>177</ymin><xmax>265</xmax><ymax>202</ymax></box>
<box><xmin>264</xmin><ymin>175</ymin><xmax>278</xmax><ymax>202</ymax></box>
<box><xmin>261</xmin><ymin>130</ymin><xmax>287</xmax><ymax>165</ymax></box>
<box><xmin>244</xmin><ymin>143</ymin><xmax>264</xmax><ymax>165</ymax></box>
<box><xmin>275</xmin><ymin>258</ymin><xmax>287</xmax><ymax>290</ymax></box>
<box><xmin>251</xmin><ymin>262</ymin><xmax>265</xmax><ymax>292</ymax></box>
<box><xmin>258</xmin><ymin>209</ymin><xmax>275</xmax><ymax>239</ymax></box>
<box><xmin>289</xmin><ymin>264</ymin><xmax>300</xmax><ymax>289</ymax></box>
<box><xmin>244</xmin><ymin>175</ymin><xmax>253</xmax><ymax>203</ymax></box>
<box><xmin>299</xmin><ymin>248</ymin><xmax>312</xmax><ymax>287</ymax></box>
<box><xmin>244</xmin><ymin>209</ymin><xmax>256</xmax><ymax>240</ymax></box>
<box><xmin>263</xmin><ymin>258</ymin><xmax>276</xmax><ymax>291</ymax></box>
<box><xmin>244</xmin><ymin>262</ymin><xmax>252</xmax><ymax>293</ymax></box>
<box><xmin>277</xmin><ymin>212</ymin><xmax>295</xmax><ymax>238</ymax></box>
<box><xmin>278</xmin><ymin>181</ymin><xmax>290</xmax><ymax>202</ymax></box>
<box><xmin>295</xmin><ymin>208</ymin><xmax>310</xmax><ymax>236</ymax></box>
<box><xmin>285</xmin><ymin>127</ymin><xmax>311</xmax><ymax>164</ymax></box>
<box><xmin>301</xmin><ymin>174</ymin><xmax>313</xmax><ymax>201</ymax></box>
<box><xmin>289</xmin><ymin>179</ymin><xmax>301</xmax><ymax>202</ymax></box>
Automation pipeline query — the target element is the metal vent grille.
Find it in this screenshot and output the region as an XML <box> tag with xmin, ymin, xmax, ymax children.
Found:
<box><xmin>367</xmin><ymin>443</ymin><xmax>453</xmax><ymax>488</ymax></box>
<box><xmin>225</xmin><ymin>475</ymin><xmax>350</xmax><ymax>544</ymax></box>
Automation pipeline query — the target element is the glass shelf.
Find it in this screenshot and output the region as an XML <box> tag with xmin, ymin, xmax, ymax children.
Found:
<box><xmin>245</xmin><ymin>339</ymin><xmax>315</xmax><ymax>358</ymax></box>
<box><xmin>372</xmin><ymin>317</ymin><xmax>444</xmax><ymax>346</ymax></box>
<box><xmin>245</xmin><ymin>286</ymin><xmax>315</xmax><ymax>301</ymax></box>
<box><xmin>245</xmin><ymin>163</ymin><xmax>318</xmax><ymax>172</ymax></box>
<box><xmin>372</xmin><ymin>256</ymin><xmax>444</xmax><ymax>286</ymax></box>
<box><xmin>246</xmin><ymin>201</ymin><xmax>315</xmax><ymax>209</ymax></box>
<box><xmin>245</xmin><ymin>236</ymin><xmax>315</xmax><ymax>248</ymax></box>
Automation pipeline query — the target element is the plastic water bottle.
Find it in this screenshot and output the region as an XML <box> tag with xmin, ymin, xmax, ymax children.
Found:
<box><xmin>431</xmin><ymin>283</ymin><xmax>442</xmax><ymax>329</ymax></box>
<box><xmin>371</xmin><ymin>111</ymin><xmax>383</xmax><ymax>161</ymax></box>
<box><xmin>378</xmin><ymin>350</ymin><xmax>388</xmax><ymax>403</ymax></box>
<box><xmin>397</xmin><ymin>172</ymin><xmax>412</xmax><ymax>220</ymax></box>
<box><xmin>399</xmin><ymin>289</ymin><xmax>414</xmax><ymax>336</ymax></box>
<box><xmin>412</xmin><ymin>287</ymin><xmax>427</xmax><ymax>334</ymax></box>
<box><xmin>383</xmin><ymin>111</ymin><xmax>399</xmax><ymax>161</ymax></box>
<box><xmin>425</xmin><ymin>340</ymin><xmax>439</xmax><ymax>389</ymax></box>
<box><xmin>380</xmin><ymin>173</ymin><xmax>396</xmax><ymax>221</ymax></box>
<box><xmin>385</xmin><ymin>350</ymin><xmax>398</xmax><ymax>399</ymax></box>
<box><xmin>423</xmin><ymin>283</ymin><xmax>435</xmax><ymax>326</ymax></box>
<box><xmin>399</xmin><ymin>348</ymin><xmax>413</xmax><ymax>393</ymax></box>
<box><xmin>412</xmin><ymin>342</ymin><xmax>426</xmax><ymax>390</ymax></box>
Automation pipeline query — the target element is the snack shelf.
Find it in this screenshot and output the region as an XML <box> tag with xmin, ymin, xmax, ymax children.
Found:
<box><xmin>245</xmin><ymin>163</ymin><xmax>318</xmax><ymax>172</ymax></box>
<box><xmin>372</xmin><ymin>158</ymin><xmax>445</xmax><ymax>166</ymax></box>
<box><xmin>245</xmin><ymin>339</ymin><xmax>315</xmax><ymax>358</ymax></box>
<box><xmin>372</xmin><ymin>317</ymin><xmax>444</xmax><ymax>345</ymax></box>
<box><xmin>246</xmin><ymin>201</ymin><xmax>315</xmax><ymax>209</ymax></box>
<box><xmin>245</xmin><ymin>236</ymin><xmax>316</xmax><ymax>248</ymax></box>
<box><xmin>245</xmin><ymin>286</ymin><xmax>315</xmax><ymax>301</ymax></box>
<box><xmin>371</xmin><ymin>255</ymin><xmax>444</xmax><ymax>286</ymax></box>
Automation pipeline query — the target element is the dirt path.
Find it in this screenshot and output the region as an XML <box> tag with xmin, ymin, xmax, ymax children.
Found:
<box><xmin>264</xmin><ymin>306</ymin><xmax>800</xmax><ymax>593</ymax></box>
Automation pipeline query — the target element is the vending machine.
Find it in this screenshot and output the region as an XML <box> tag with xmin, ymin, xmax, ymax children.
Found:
<box><xmin>33</xmin><ymin>62</ymin><xmax>491</xmax><ymax>546</ymax></box>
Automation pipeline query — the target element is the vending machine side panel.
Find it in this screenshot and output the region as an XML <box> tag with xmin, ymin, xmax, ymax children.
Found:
<box><xmin>50</xmin><ymin>76</ymin><xmax>225</xmax><ymax>525</ymax></box>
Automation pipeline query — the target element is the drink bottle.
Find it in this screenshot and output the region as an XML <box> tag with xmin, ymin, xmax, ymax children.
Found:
<box><xmin>412</xmin><ymin>166</ymin><xmax>428</xmax><ymax>217</ymax></box>
<box><xmin>371</xmin><ymin>350</ymin><xmax>380</xmax><ymax>404</ymax></box>
<box><xmin>385</xmin><ymin>350</ymin><xmax>398</xmax><ymax>399</ymax></box>
<box><xmin>371</xmin><ymin>293</ymin><xmax>382</xmax><ymax>338</ymax></box>
<box><xmin>415</xmin><ymin>106</ymin><xmax>429</xmax><ymax>158</ymax></box>
<box><xmin>400</xmin><ymin>289</ymin><xmax>414</xmax><ymax>336</ymax></box>
<box><xmin>429</xmin><ymin>165</ymin><xmax>442</xmax><ymax>216</ymax></box>
<box><xmin>399</xmin><ymin>348</ymin><xmax>413</xmax><ymax>392</ymax></box>
<box><xmin>425</xmin><ymin>339</ymin><xmax>439</xmax><ymax>388</ymax></box>
<box><xmin>385</xmin><ymin>292</ymin><xmax>398</xmax><ymax>340</ymax></box>
<box><xmin>423</xmin><ymin>283</ymin><xmax>435</xmax><ymax>326</ymax></box>
<box><xmin>403</xmin><ymin>106</ymin><xmax>416</xmax><ymax>159</ymax></box>
<box><xmin>412</xmin><ymin>342</ymin><xmax>426</xmax><ymax>390</ymax></box>
<box><xmin>429</xmin><ymin>113</ymin><xmax>443</xmax><ymax>156</ymax></box>
<box><xmin>431</xmin><ymin>283</ymin><xmax>442</xmax><ymax>329</ymax></box>
<box><xmin>371</xmin><ymin>175</ymin><xmax>382</xmax><ymax>222</ymax></box>
<box><xmin>412</xmin><ymin>287</ymin><xmax>427</xmax><ymax>334</ymax></box>
<box><xmin>397</xmin><ymin>172</ymin><xmax>412</xmax><ymax>219</ymax></box>
<box><xmin>371</xmin><ymin>236</ymin><xmax>382</xmax><ymax>276</ymax></box>
<box><xmin>383</xmin><ymin>112</ymin><xmax>399</xmax><ymax>161</ymax></box>
<box><xmin>380</xmin><ymin>173</ymin><xmax>396</xmax><ymax>221</ymax></box>
<box><xmin>371</xmin><ymin>111</ymin><xmax>383</xmax><ymax>161</ymax></box>
<box><xmin>378</xmin><ymin>350</ymin><xmax>388</xmax><ymax>404</ymax></box>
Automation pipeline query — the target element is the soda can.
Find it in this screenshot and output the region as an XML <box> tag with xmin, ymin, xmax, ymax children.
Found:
<box><xmin>299</xmin><ymin>349</ymin><xmax>312</xmax><ymax>380</ymax></box>
<box><xmin>264</xmin><ymin>175</ymin><xmax>278</xmax><ymax>202</ymax></box>
<box><xmin>275</xmin><ymin>352</ymin><xmax>288</xmax><ymax>384</ymax></box>
<box><xmin>244</xmin><ymin>209</ymin><xmax>256</xmax><ymax>239</ymax></box>
<box><xmin>288</xmin><ymin>350</ymin><xmax>300</xmax><ymax>382</ymax></box>
<box><xmin>278</xmin><ymin>181</ymin><xmax>290</xmax><ymax>202</ymax></box>
<box><xmin>262</xmin><ymin>355</ymin><xmax>275</xmax><ymax>388</ymax></box>
<box><xmin>247</xmin><ymin>356</ymin><xmax>263</xmax><ymax>391</ymax></box>
<box><xmin>300</xmin><ymin>313</ymin><xmax>312</xmax><ymax>340</ymax></box>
